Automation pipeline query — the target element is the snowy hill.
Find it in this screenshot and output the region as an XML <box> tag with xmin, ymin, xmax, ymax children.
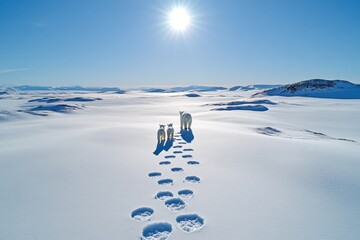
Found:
<box><xmin>254</xmin><ymin>79</ymin><xmax>360</xmax><ymax>99</ymax></box>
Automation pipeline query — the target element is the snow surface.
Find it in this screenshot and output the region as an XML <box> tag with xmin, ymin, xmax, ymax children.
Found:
<box><xmin>1</xmin><ymin>88</ymin><xmax>360</xmax><ymax>240</ymax></box>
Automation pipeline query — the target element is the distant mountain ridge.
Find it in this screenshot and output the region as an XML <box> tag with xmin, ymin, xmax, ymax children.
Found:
<box><xmin>1</xmin><ymin>84</ymin><xmax>284</xmax><ymax>94</ymax></box>
<box><xmin>2</xmin><ymin>80</ymin><xmax>360</xmax><ymax>99</ymax></box>
<box><xmin>130</xmin><ymin>85</ymin><xmax>281</xmax><ymax>92</ymax></box>
<box><xmin>229</xmin><ymin>84</ymin><xmax>282</xmax><ymax>91</ymax></box>
<box><xmin>132</xmin><ymin>85</ymin><xmax>227</xmax><ymax>93</ymax></box>
<box><xmin>1</xmin><ymin>85</ymin><xmax>125</xmax><ymax>93</ymax></box>
<box><xmin>254</xmin><ymin>79</ymin><xmax>360</xmax><ymax>99</ymax></box>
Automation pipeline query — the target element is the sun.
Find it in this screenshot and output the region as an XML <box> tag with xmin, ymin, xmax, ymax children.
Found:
<box><xmin>168</xmin><ymin>7</ymin><xmax>191</xmax><ymax>32</ymax></box>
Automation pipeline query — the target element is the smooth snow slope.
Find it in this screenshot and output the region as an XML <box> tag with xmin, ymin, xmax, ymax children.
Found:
<box><xmin>0</xmin><ymin>90</ymin><xmax>360</xmax><ymax>240</ymax></box>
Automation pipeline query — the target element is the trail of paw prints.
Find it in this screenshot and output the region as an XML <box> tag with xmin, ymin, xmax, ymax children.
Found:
<box><xmin>133</xmin><ymin>129</ymin><xmax>205</xmax><ymax>240</ymax></box>
<box><xmin>168</xmin><ymin>131</ymin><xmax>205</xmax><ymax>235</ymax></box>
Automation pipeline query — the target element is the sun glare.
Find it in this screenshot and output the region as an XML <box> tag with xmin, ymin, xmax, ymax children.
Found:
<box><xmin>168</xmin><ymin>7</ymin><xmax>191</xmax><ymax>32</ymax></box>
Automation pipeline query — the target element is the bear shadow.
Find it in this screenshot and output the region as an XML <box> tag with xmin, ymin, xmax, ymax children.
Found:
<box><xmin>163</xmin><ymin>139</ymin><xmax>174</xmax><ymax>151</ymax></box>
<box><xmin>181</xmin><ymin>129</ymin><xmax>194</xmax><ymax>143</ymax></box>
<box><xmin>153</xmin><ymin>141</ymin><xmax>165</xmax><ymax>155</ymax></box>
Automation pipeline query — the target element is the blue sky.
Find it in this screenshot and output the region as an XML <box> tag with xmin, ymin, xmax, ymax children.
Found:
<box><xmin>1</xmin><ymin>0</ymin><xmax>359</xmax><ymax>87</ymax></box>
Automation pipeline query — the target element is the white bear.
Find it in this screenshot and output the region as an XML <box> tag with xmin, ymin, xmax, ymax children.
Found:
<box><xmin>157</xmin><ymin>124</ymin><xmax>166</xmax><ymax>142</ymax></box>
<box><xmin>167</xmin><ymin>123</ymin><xmax>174</xmax><ymax>140</ymax></box>
<box><xmin>179</xmin><ymin>111</ymin><xmax>192</xmax><ymax>130</ymax></box>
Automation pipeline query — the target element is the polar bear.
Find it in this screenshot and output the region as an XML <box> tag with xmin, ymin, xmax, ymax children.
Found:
<box><xmin>167</xmin><ymin>123</ymin><xmax>174</xmax><ymax>140</ymax></box>
<box><xmin>157</xmin><ymin>124</ymin><xmax>166</xmax><ymax>142</ymax></box>
<box><xmin>179</xmin><ymin>111</ymin><xmax>192</xmax><ymax>130</ymax></box>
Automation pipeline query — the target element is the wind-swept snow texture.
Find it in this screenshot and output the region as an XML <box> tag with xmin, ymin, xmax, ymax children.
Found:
<box><xmin>0</xmin><ymin>87</ymin><xmax>360</xmax><ymax>240</ymax></box>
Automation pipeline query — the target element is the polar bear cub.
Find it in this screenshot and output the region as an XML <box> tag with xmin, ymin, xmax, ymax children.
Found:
<box><xmin>179</xmin><ymin>111</ymin><xmax>192</xmax><ymax>130</ymax></box>
<box><xmin>157</xmin><ymin>124</ymin><xmax>166</xmax><ymax>142</ymax></box>
<box><xmin>167</xmin><ymin>123</ymin><xmax>174</xmax><ymax>140</ymax></box>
